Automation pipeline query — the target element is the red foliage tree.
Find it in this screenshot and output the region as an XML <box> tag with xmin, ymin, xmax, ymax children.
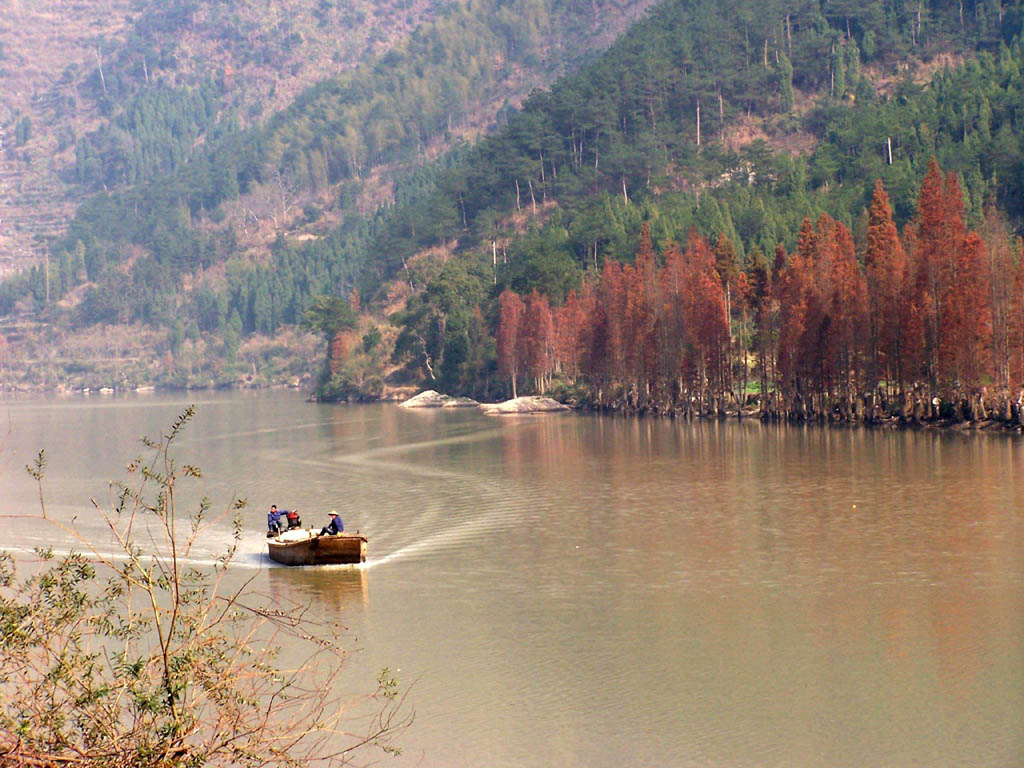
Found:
<box><xmin>865</xmin><ymin>179</ymin><xmax>910</xmax><ymax>392</ymax></box>
<box><xmin>942</xmin><ymin>231</ymin><xmax>991</xmax><ymax>388</ymax></box>
<box><xmin>623</xmin><ymin>223</ymin><xmax>660</xmax><ymax>397</ymax></box>
<box><xmin>934</xmin><ymin>171</ymin><xmax>972</xmax><ymax>387</ymax></box>
<box><xmin>683</xmin><ymin>230</ymin><xmax>729</xmax><ymax>407</ymax></box>
<box><xmin>912</xmin><ymin>158</ymin><xmax>964</xmax><ymax>386</ymax></box>
<box><xmin>898</xmin><ymin>221</ymin><xmax>927</xmax><ymax>386</ymax></box>
<box><xmin>552</xmin><ymin>288</ymin><xmax>588</xmax><ymax>381</ymax></box>
<box><xmin>822</xmin><ymin>217</ymin><xmax>869</xmax><ymax>397</ymax></box>
<box><xmin>497</xmin><ymin>289</ymin><xmax>526</xmax><ymax>397</ymax></box>
<box><xmin>657</xmin><ymin>240</ymin><xmax>690</xmax><ymax>401</ymax></box>
<box><xmin>481</xmin><ymin>165</ymin><xmax>1010</xmax><ymax>420</ymax></box>
<box><xmin>328</xmin><ymin>333</ymin><xmax>348</xmax><ymax>375</ymax></box>
<box><xmin>588</xmin><ymin>259</ymin><xmax>627</xmax><ymax>395</ymax></box>
<box><xmin>521</xmin><ymin>290</ymin><xmax>555</xmax><ymax>393</ymax></box>
<box><xmin>775</xmin><ymin>219</ymin><xmax>814</xmax><ymax>396</ymax></box>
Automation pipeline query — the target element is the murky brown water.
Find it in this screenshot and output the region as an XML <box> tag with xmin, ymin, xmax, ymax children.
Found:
<box><xmin>2</xmin><ymin>391</ymin><xmax>1022</xmax><ymax>766</ymax></box>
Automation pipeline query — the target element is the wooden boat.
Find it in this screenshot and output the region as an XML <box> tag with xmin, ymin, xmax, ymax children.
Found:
<box><xmin>267</xmin><ymin>531</ymin><xmax>367</xmax><ymax>566</ymax></box>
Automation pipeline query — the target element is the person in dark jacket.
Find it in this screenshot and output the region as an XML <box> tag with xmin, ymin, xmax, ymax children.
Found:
<box><xmin>319</xmin><ymin>510</ymin><xmax>344</xmax><ymax>536</ymax></box>
<box><xmin>267</xmin><ymin>504</ymin><xmax>283</xmax><ymax>535</ymax></box>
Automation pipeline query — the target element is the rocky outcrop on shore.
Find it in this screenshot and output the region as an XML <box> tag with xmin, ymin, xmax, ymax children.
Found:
<box><xmin>399</xmin><ymin>390</ymin><xmax>480</xmax><ymax>408</ymax></box>
<box><xmin>479</xmin><ymin>396</ymin><xmax>572</xmax><ymax>414</ymax></box>
<box><xmin>400</xmin><ymin>390</ymin><xmax>571</xmax><ymax>414</ymax></box>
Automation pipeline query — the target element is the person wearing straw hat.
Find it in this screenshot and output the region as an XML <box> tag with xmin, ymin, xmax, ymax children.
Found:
<box><xmin>319</xmin><ymin>510</ymin><xmax>344</xmax><ymax>536</ymax></box>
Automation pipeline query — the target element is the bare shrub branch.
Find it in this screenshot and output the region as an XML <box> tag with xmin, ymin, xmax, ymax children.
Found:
<box><xmin>0</xmin><ymin>407</ymin><xmax>410</xmax><ymax>766</ymax></box>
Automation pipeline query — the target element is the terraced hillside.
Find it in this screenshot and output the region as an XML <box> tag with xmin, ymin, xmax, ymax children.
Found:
<box><xmin>0</xmin><ymin>0</ymin><xmax>657</xmax><ymax>279</ymax></box>
<box><xmin>0</xmin><ymin>0</ymin><xmax>136</xmax><ymax>275</ymax></box>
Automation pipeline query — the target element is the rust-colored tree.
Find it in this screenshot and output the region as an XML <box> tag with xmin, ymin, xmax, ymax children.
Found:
<box><xmin>934</xmin><ymin>170</ymin><xmax>972</xmax><ymax>389</ymax></box>
<box><xmin>657</xmin><ymin>240</ymin><xmax>691</xmax><ymax>406</ymax></box>
<box><xmin>941</xmin><ymin>230</ymin><xmax>991</xmax><ymax>391</ymax></box>
<box><xmin>552</xmin><ymin>287</ymin><xmax>589</xmax><ymax>382</ymax></box>
<box><xmin>622</xmin><ymin>223</ymin><xmax>660</xmax><ymax>400</ymax></box>
<box><xmin>587</xmin><ymin>259</ymin><xmax>627</xmax><ymax>400</ymax></box>
<box><xmin>497</xmin><ymin>289</ymin><xmax>526</xmax><ymax>398</ymax></box>
<box><xmin>898</xmin><ymin>221</ymin><xmax>927</xmax><ymax>389</ymax></box>
<box><xmin>521</xmin><ymin>290</ymin><xmax>554</xmax><ymax>393</ymax></box>
<box><xmin>683</xmin><ymin>231</ymin><xmax>729</xmax><ymax>411</ymax></box>
<box><xmin>911</xmin><ymin>158</ymin><xmax>965</xmax><ymax>387</ymax></box>
<box><xmin>865</xmin><ymin>179</ymin><xmax>910</xmax><ymax>394</ymax></box>
<box><xmin>822</xmin><ymin>217</ymin><xmax>869</xmax><ymax>400</ymax></box>
<box><xmin>775</xmin><ymin>219</ymin><xmax>814</xmax><ymax>400</ymax></box>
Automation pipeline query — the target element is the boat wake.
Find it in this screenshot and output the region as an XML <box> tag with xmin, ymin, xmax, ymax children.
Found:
<box><xmin>364</xmin><ymin>514</ymin><xmax>494</xmax><ymax>568</ymax></box>
<box><xmin>363</xmin><ymin>484</ymin><xmax>538</xmax><ymax>569</ymax></box>
<box><xmin>0</xmin><ymin>543</ymin><xmax>270</xmax><ymax>571</ymax></box>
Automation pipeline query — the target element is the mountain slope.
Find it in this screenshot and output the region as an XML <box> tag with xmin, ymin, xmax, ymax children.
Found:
<box><xmin>1</xmin><ymin>0</ymin><xmax>658</xmax><ymax>313</ymax></box>
<box><xmin>0</xmin><ymin>0</ymin><xmax>136</xmax><ymax>274</ymax></box>
<box><xmin>0</xmin><ymin>0</ymin><xmax>462</xmax><ymax>276</ymax></box>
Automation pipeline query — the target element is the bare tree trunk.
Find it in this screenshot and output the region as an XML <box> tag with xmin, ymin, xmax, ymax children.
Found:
<box><xmin>94</xmin><ymin>46</ymin><xmax>108</xmax><ymax>97</ymax></box>
<box><xmin>696</xmin><ymin>98</ymin><xmax>701</xmax><ymax>147</ymax></box>
<box><xmin>718</xmin><ymin>90</ymin><xmax>724</xmax><ymax>141</ymax></box>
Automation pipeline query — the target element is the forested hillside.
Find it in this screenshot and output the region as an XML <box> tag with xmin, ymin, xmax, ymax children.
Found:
<box><xmin>371</xmin><ymin>0</ymin><xmax>1024</xmax><ymax>405</ymax></box>
<box><xmin>1</xmin><ymin>0</ymin><xmax>650</xmax><ymax>281</ymax></box>
<box><xmin>0</xmin><ymin>0</ymin><xmax>655</xmax><ymax>299</ymax></box>
<box><xmin>0</xmin><ymin>0</ymin><xmax>462</xmax><ymax>274</ymax></box>
<box><xmin>3</xmin><ymin>0</ymin><xmax>1024</xmax><ymax>406</ymax></box>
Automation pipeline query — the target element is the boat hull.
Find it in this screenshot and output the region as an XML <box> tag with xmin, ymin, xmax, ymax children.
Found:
<box><xmin>267</xmin><ymin>533</ymin><xmax>367</xmax><ymax>566</ymax></box>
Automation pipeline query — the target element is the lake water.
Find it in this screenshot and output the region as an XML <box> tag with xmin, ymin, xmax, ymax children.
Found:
<box><xmin>2</xmin><ymin>390</ymin><xmax>1022</xmax><ymax>767</ymax></box>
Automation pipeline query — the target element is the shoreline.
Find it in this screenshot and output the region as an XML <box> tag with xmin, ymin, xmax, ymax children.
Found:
<box><xmin>5</xmin><ymin>381</ymin><xmax>1023</xmax><ymax>436</ymax></box>
<box><xmin>576</xmin><ymin>403</ymin><xmax>1024</xmax><ymax>434</ymax></box>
